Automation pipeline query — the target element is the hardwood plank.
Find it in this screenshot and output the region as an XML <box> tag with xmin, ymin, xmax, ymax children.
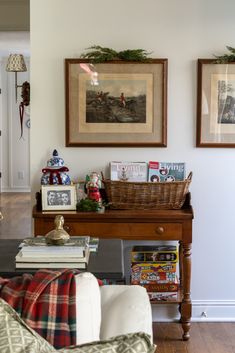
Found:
<box><xmin>221</xmin><ymin>322</ymin><xmax>235</xmax><ymax>352</ymax></box>
<box><xmin>153</xmin><ymin>323</ymin><xmax>235</xmax><ymax>353</ymax></box>
<box><xmin>196</xmin><ymin>323</ymin><xmax>235</xmax><ymax>353</ymax></box>
<box><xmin>0</xmin><ymin>192</ymin><xmax>32</xmax><ymax>238</ymax></box>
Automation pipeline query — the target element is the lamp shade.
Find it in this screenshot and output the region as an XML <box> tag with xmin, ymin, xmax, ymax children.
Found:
<box><xmin>6</xmin><ymin>54</ymin><xmax>27</xmax><ymax>72</ymax></box>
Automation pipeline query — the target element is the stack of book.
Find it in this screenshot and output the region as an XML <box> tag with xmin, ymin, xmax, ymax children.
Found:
<box><xmin>88</xmin><ymin>237</ymin><xmax>99</xmax><ymax>253</ymax></box>
<box><xmin>131</xmin><ymin>245</ymin><xmax>179</xmax><ymax>302</ymax></box>
<box><xmin>15</xmin><ymin>236</ymin><xmax>91</xmax><ymax>269</ymax></box>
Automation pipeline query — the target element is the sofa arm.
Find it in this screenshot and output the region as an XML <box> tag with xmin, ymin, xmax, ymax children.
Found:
<box><xmin>100</xmin><ymin>285</ymin><xmax>153</xmax><ymax>342</ymax></box>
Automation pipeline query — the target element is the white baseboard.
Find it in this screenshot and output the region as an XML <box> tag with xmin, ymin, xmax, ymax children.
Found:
<box><xmin>152</xmin><ymin>300</ymin><xmax>235</xmax><ymax>322</ymax></box>
<box><xmin>1</xmin><ymin>187</ymin><xmax>31</xmax><ymax>193</ymax></box>
<box><xmin>191</xmin><ymin>300</ymin><xmax>235</xmax><ymax>322</ymax></box>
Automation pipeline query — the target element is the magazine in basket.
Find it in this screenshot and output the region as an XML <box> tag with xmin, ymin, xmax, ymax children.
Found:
<box><xmin>148</xmin><ymin>161</ymin><xmax>186</xmax><ymax>182</ymax></box>
<box><xmin>110</xmin><ymin>161</ymin><xmax>148</xmax><ymax>182</ymax></box>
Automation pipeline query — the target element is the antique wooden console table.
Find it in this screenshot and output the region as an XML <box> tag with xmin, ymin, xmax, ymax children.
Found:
<box><xmin>33</xmin><ymin>201</ymin><xmax>193</xmax><ymax>340</ymax></box>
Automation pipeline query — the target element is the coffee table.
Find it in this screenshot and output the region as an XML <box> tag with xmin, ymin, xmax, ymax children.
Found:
<box><xmin>0</xmin><ymin>238</ymin><xmax>124</xmax><ymax>282</ymax></box>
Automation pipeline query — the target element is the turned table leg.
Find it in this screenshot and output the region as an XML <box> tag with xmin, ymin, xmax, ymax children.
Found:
<box><xmin>181</xmin><ymin>242</ymin><xmax>192</xmax><ymax>340</ymax></box>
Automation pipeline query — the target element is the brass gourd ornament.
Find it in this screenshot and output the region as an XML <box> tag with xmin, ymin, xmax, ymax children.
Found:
<box><xmin>45</xmin><ymin>215</ymin><xmax>70</xmax><ymax>245</ymax></box>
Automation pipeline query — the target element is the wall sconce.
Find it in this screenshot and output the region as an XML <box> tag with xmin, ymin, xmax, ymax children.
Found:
<box><xmin>6</xmin><ymin>54</ymin><xmax>27</xmax><ymax>102</ymax></box>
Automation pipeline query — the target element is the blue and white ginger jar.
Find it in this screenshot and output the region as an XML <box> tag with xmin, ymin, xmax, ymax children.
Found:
<box><xmin>41</xmin><ymin>149</ymin><xmax>71</xmax><ymax>185</ymax></box>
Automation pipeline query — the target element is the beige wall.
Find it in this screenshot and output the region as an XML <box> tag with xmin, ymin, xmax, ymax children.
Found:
<box><xmin>30</xmin><ymin>0</ymin><xmax>235</xmax><ymax>320</ymax></box>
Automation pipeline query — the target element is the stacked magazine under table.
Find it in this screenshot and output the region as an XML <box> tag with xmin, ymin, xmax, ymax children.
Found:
<box><xmin>131</xmin><ymin>245</ymin><xmax>179</xmax><ymax>302</ymax></box>
<box><xmin>15</xmin><ymin>236</ymin><xmax>99</xmax><ymax>270</ymax></box>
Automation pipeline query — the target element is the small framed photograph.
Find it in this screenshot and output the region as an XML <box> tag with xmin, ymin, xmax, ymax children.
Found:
<box><xmin>41</xmin><ymin>185</ymin><xmax>77</xmax><ymax>211</ymax></box>
<box><xmin>65</xmin><ymin>58</ymin><xmax>167</xmax><ymax>147</ymax></box>
<box><xmin>197</xmin><ymin>59</ymin><xmax>235</xmax><ymax>147</ymax></box>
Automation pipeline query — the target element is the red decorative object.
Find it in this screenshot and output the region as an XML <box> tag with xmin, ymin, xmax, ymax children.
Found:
<box><xmin>86</xmin><ymin>172</ymin><xmax>102</xmax><ymax>203</ymax></box>
<box><xmin>19</xmin><ymin>81</ymin><xmax>30</xmax><ymax>139</ymax></box>
<box><xmin>41</xmin><ymin>167</ymin><xmax>69</xmax><ymax>185</ymax></box>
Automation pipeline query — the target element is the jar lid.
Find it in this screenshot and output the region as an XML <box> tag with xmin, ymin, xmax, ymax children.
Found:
<box><xmin>47</xmin><ymin>149</ymin><xmax>64</xmax><ymax>168</ymax></box>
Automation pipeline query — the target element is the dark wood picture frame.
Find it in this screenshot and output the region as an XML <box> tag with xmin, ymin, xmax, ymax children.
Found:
<box><xmin>197</xmin><ymin>59</ymin><xmax>235</xmax><ymax>147</ymax></box>
<box><xmin>65</xmin><ymin>58</ymin><xmax>167</xmax><ymax>147</ymax></box>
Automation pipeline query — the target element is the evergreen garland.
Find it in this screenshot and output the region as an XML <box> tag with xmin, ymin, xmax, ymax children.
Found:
<box><xmin>80</xmin><ymin>45</ymin><xmax>152</xmax><ymax>63</ymax></box>
<box><xmin>76</xmin><ymin>198</ymin><xmax>100</xmax><ymax>212</ymax></box>
<box><xmin>214</xmin><ymin>46</ymin><xmax>235</xmax><ymax>63</ymax></box>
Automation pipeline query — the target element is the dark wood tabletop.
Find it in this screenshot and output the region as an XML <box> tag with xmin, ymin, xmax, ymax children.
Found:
<box><xmin>0</xmin><ymin>238</ymin><xmax>124</xmax><ymax>280</ymax></box>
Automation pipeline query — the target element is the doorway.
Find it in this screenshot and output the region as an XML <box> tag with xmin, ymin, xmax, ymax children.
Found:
<box><xmin>0</xmin><ymin>33</ymin><xmax>30</xmax><ymax>193</ymax></box>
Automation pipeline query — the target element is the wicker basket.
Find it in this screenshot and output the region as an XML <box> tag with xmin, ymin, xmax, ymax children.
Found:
<box><xmin>103</xmin><ymin>172</ymin><xmax>192</xmax><ymax>210</ymax></box>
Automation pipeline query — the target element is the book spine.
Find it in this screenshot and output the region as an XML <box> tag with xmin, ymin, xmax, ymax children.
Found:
<box><xmin>15</xmin><ymin>257</ymin><xmax>87</xmax><ymax>263</ymax></box>
<box><xmin>131</xmin><ymin>271</ymin><xmax>177</xmax><ymax>285</ymax></box>
<box><xmin>148</xmin><ymin>292</ymin><xmax>178</xmax><ymax>301</ymax></box>
<box><xmin>131</xmin><ymin>262</ymin><xmax>176</xmax><ymax>273</ymax></box>
<box><xmin>142</xmin><ymin>282</ymin><xmax>179</xmax><ymax>292</ymax></box>
<box><xmin>131</xmin><ymin>251</ymin><xmax>178</xmax><ymax>263</ymax></box>
<box><xmin>15</xmin><ymin>262</ymin><xmax>87</xmax><ymax>269</ymax></box>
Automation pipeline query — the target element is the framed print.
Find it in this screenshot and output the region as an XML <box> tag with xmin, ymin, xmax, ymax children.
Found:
<box><xmin>197</xmin><ymin>59</ymin><xmax>235</xmax><ymax>147</ymax></box>
<box><xmin>65</xmin><ymin>59</ymin><xmax>167</xmax><ymax>147</ymax></box>
<box><xmin>41</xmin><ymin>185</ymin><xmax>77</xmax><ymax>211</ymax></box>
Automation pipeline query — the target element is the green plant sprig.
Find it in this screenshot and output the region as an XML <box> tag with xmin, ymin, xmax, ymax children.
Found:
<box><xmin>80</xmin><ymin>45</ymin><xmax>152</xmax><ymax>63</ymax></box>
<box><xmin>214</xmin><ymin>46</ymin><xmax>235</xmax><ymax>64</ymax></box>
<box><xmin>76</xmin><ymin>198</ymin><xmax>100</xmax><ymax>212</ymax></box>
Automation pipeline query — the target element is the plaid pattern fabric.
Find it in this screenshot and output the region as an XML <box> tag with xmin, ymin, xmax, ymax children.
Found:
<box><xmin>0</xmin><ymin>269</ymin><xmax>79</xmax><ymax>349</ymax></box>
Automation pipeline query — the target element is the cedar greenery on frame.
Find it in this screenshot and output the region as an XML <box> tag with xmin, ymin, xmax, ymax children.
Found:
<box><xmin>214</xmin><ymin>46</ymin><xmax>235</xmax><ymax>64</ymax></box>
<box><xmin>80</xmin><ymin>45</ymin><xmax>152</xmax><ymax>63</ymax></box>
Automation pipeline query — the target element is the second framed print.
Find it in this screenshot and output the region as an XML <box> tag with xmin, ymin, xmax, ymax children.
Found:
<box><xmin>65</xmin><ymin>59</ymin><xmax>167</xmax><ymax>147</ymax></box>
<box><xmin>197</xmin><ymin>59</ymin><xmax>235</xmax><ymax>147</ymax></box>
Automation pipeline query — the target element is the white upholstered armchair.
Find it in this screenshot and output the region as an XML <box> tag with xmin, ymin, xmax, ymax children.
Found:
<box><xmin>75</xmin><ymin>272</ymin><xmax>153</xmax><ymax>345</ymax></box>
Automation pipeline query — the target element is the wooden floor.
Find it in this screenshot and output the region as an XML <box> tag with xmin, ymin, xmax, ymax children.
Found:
<box><xmin>0</xmin><ymin>192</ymin><xmax>32</xmax><ymax>239</ymax></box>
<box><xmin>1</xmin><ymin>192</ymin><xmax>235</xmax><ymax>352</ymax></box>
<box><xmin>153</xmin><ymin>322</ymin><xmax>235</xmax><ymax>353</ymax></box>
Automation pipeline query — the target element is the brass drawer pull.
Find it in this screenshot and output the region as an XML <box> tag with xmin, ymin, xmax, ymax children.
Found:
<box><xmin>155</xmin><ymin>226</ymin><xmax>164</xmax><ymax>235</ymax></box>
<box><xmin>64</xmin><ymin>225</ymin><xmax>71</xmax><ymax>232</ymax></box>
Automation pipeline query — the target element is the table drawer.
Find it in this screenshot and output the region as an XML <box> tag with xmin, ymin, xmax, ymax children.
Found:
<box><xmin>122</xmin><ymin>222</ymin><xmax>182</xmax><ymax>240</ymax></box>
<box><xmin>35</xmin><ymin>219</ymin><xmax>183</xmax><ymax>240</ymax></box>
<box><xmin>62</xmin><ymin>221</ymin><xmax>183</xmax><ymax>240</ymax></box>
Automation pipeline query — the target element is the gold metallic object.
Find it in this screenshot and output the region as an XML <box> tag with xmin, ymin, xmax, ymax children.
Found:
<box><xmin>0</xmin><ymin>212</ymin><xmax>3</xmax><ymax>221</ymax></box>
<box><xmin>45</xmin><ymin>215</ymin><xmax>70</xmax><ymax>245</ymax></box>
<box><xmin>6</xmin><ymin>54</ymin><xmax>28</xmax><ymax>102</ymax></box>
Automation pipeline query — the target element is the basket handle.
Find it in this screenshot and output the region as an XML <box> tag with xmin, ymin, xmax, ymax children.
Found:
<box><xmin>187</xmin><ymin>171</ymin><xmax>193</xmax><ymax>181</ymax></box>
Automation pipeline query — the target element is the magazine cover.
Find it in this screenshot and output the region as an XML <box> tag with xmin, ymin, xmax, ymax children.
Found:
<box><xmin>110</xmin><ymin>161</ymin><xmax>148</xmax><ymax>182</ymax></box>
<box><xmin>148</xmin><ymin>161</ymin><xmax>186</xmax><ymax>182</ymax></box>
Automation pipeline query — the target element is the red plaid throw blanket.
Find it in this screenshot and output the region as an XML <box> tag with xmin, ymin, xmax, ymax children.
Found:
<box><xmin>0</xmin><ymin>269</ymin><xmax>79</xmax><ymax>349</ymax></box>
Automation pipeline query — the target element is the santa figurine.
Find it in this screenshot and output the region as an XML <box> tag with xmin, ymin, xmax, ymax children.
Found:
<box><xmin>85</xmin><ymin>172</ymin><xmax>102</xmax><ymax>203</ymax></box>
